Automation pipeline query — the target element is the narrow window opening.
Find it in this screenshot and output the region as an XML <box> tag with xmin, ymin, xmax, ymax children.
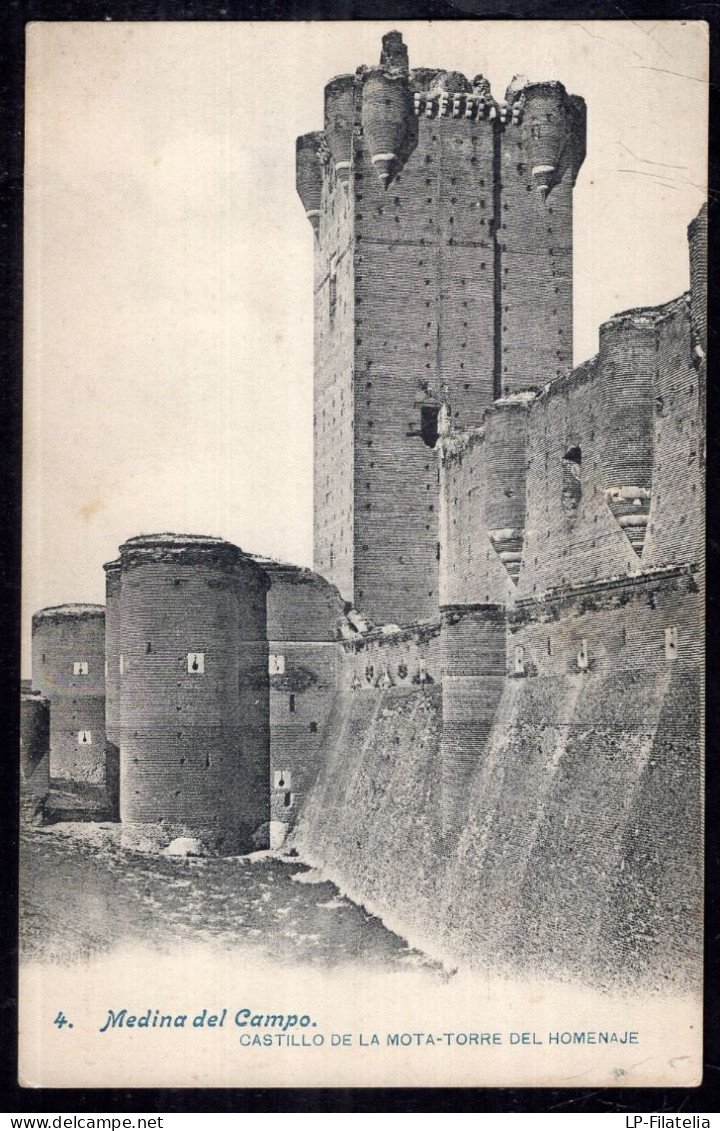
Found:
<box><xmin>309</xmin><ymin>721</ymin><xmax>318</xmax><ymax>734</ymax></box>
<box><xmin>329</xmin><ymin>257</ymin><xmax>338</xmax><ymax>322</ymax></box>
<box><xmin>289</xmin><ymin>693</ymin><xmax>296</xmax><ymax>713</ymax></box>
<box><xmin>146</xmin><ymin>642</ymin><xmax>152</xmax><ymax>654</ymax></box>
<box><xmin>514</xmin><ymin>645</ymin><xmax>525</xmax><ymax>675</ymax></box>
<box><xmin>205</xmin><ymin>752</ymin><xmax>211</xmax><ymax>768</ymax></box>
<box><xmin>420</xmin><ymin>404</ymin><xmax>441</xmax><ymax>448</ymax></box>
<box><xmin>561</xmin><ymin>446</ymin><xmax>582</xmax><ymax>512</ymax></box>
<box><xmin>577</xmin><ymin>639</ymin><xmax>588</xmax><ymax>670</ymax></box>
<box><xmin>284</xmin><ymin>791</ymin><xmax>293</xmax><ymax>809</ymax></box>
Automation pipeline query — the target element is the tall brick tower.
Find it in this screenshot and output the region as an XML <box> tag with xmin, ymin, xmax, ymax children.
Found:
<box><xmin>297</xmin><ymin>32</ymin><xmax>586</xmax><ymax>626</ymax></box>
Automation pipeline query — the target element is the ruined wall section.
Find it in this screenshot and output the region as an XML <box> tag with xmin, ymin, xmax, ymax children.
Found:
<box><xmin>31</xmin><ymin>604</ymin><xmax>107</xmax><ymax>786</ymax></box>
<box><xmin>261</xmin><ymin>563</ymin><xmax>346</xmax><ymax>844</ymax></box>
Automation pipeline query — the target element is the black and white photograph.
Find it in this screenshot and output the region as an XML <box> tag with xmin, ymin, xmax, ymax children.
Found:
<box><xmin>19</xmin><ymin>19</ymin><xmax>707</xmax><ymax>1089</ymax></box>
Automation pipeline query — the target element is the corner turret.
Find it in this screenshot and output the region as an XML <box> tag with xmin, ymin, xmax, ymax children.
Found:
<box><xmin>324</xmin><ymin>74</ymin><xmax>355</xmax><ymax>186</ymax></box>
<box><xmin>517</xmin><ymin>80</ymin><xmax>586</xmax><ymax>200</ymax></box>
<box><xmin>296</xmin><ymin>132</ymin><xmax>325</xmax><ymax>234</ymax></box>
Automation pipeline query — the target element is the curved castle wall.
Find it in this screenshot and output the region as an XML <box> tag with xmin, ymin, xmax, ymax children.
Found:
<box><xmin>31</xmin><ymin>604</ymin><xmax>106</xmax><ymax>785</ymax></box>
<box><xmin>118</xmin><ymin>534</ymin><xmax>270</xmax><ymax>854</ymax></box>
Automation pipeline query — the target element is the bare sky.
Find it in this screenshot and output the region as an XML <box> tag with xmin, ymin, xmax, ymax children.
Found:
<box><xmin>22</xmin><ymin>20</ymin><xmax>708</xmax><ymax>673</ymax></box>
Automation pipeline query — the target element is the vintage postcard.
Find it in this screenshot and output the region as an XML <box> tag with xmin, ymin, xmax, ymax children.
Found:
<box><xmin>20</xmin><ymin>20</ymin><xmax>707</xmax><ymax>1089</ymax></box>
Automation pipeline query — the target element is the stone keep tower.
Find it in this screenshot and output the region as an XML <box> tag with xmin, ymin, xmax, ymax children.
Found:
<box><xmin>297</xmin><ymin>31</ymin><xmax>586</xmax><ymax>627</ymax></box>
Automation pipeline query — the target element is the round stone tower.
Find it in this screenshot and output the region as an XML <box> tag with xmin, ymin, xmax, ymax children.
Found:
<box><xmin>31</xmin><ymin>603</ymin><xmax>106</xmax><ymax>784</ymax></box>
<box><xmin>117</xmin><ymin>533</ymin><xmax>271</xmax><ymax>854</ymax></box>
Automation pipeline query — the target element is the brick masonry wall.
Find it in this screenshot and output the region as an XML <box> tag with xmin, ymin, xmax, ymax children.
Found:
<box><xmin>292</xmin><ymin>685</ymin><xmax>446</xmax><ymax>954</ymax></box>
<box><xmin>518</xmin><ymin>360</ymin><xmax>638</xmax><ymax>596</ymax></box>
<box><xmin>306</xmin><ymin>47</ymin><xmax>582</xmax><ymax>629</ymax></box>
<box><xmin>313</xmin><ymin>163</ymin><xmax>355</xmax><ymax>602</ymax></box>
<box><xmin>296</xmin><ymin>572</ymin><xmax>701</xmax><ymax>987</ymax></box>
<box><xmin>440</xmin><ymin>605</ymin><xmax>507</xmax><ymax>837</ymax></box>
<box><xmin>439</xmin><ymin>421</ymin><xmax>519</xmax><ymax>608</ymax></box>
<box><xmin>263</xmin><ymin>564</ymin><xmax>345</xmax><ymax>642</ymax></box>
<box><xmin>269</xmin><ymin>642</ymin><xmax>339</xmax><ymax>834</ymax></box>
<box><xmin>117</xmin><ymin>537</ymin><xmax>270</xmax><ymax>854</ymax></box>
<box><xmin>500</xmin><ymin>133</ymin><xmax>573</xmax><ymax>393</ymax></box>
<box><xmin>341</xmin><ymin>620</ymin><xmax>442</xmax><ymax>689</ymax></box>
<box><xmin>31</xmin><ymin>606</ymin><xmax>106</xmax><ymax>784</ymax></box>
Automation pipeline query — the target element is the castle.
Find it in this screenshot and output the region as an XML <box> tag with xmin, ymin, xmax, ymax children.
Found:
<box><xmin>22</xmin><ymin>33</ymin><xmax>705</xmax><ymax>987</ymax></box>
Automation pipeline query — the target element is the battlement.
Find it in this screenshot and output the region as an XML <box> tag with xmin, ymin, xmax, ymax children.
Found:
<box><xmin>300</xmin><ymin>33</ymin><xmax>585</xmax><ymax>199</ymax></box>
<box><xmin>32</xmin><ymin>603</ymin><xmax>105</xmax><ymax>626</ymax></box>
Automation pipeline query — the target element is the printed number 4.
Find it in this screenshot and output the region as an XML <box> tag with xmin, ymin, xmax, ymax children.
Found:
<box><xmin>53</xmin><ymin>1011</ymin><xmax>73</xmax><ymax>1029</ymax></box>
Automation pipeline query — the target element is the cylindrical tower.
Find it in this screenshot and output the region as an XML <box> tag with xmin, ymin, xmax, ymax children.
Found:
<box><xmin>296</xmin><ymin>132</ymin><xmax>325</xmax><ymax>235</ymax></box>
<box><xmin>31</xmin><ymin>604</ymin><xmax>106</xmax><ymax>785</ymax></box>
<box><xmin>118</xmin><ymin>533</ymin><xmax>270</xmax><ymax>854</ymax></box>
<box><xmin>20</xmin><ymin>691</ymin><xmax>50</xmax><ymax>819</ymax></box>
<box><xmin>324</xmin><ymin>74</ymin><xmax>355</xmax><ymax>185</ymax></box>
<box><xmin>519</xmin><ymin>81</ymin><xmax>583</xmax><ymax>200</ymax></box>
<box><xmin>361</xmin><ymin>67</ymin><xmax>414</xmax><ymax>188</ymax></box>
<box><xmin>485</xmin><ymin>398</ymin><xmax>530</xmax><ymax>584</ymax></box>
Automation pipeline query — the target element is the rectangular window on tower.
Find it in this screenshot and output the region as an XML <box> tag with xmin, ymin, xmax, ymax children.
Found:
<box><xmin>77</xmin><ymin>730</ymin><xmax>92</xmax><ymax>746</ymax></box>
<box><xmin>187</xmin><ymin>653</ymin><xmax>205</xmax><ymax>674</ymax></box>
<box><xmin>73</xmin><ymin>661</ymin><xmax>89</xmax><ymax>676</ymax></box>
<box><xmin>665</xmin><ymin>626</ymin><xmax>678</xmax><ymax>660</ymax></box>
